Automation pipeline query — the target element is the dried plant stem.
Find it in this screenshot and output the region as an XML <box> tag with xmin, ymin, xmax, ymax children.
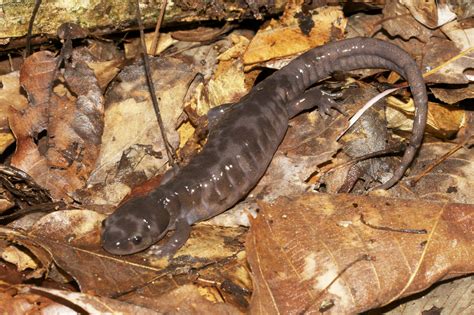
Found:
<box><xmin>135</xmin><ymin>0</ymin><xmax>176</xmax><ymax>167</ymax></box>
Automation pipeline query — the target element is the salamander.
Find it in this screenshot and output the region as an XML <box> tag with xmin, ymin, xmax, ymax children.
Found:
<box><xmin>101</xmin><ymin>37</ymin><xmax>428</xmax><ymax>256</ymax></box>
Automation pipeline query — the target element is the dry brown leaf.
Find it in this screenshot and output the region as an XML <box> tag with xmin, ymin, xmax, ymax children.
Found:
<box><xmin>0</xmin><ymin>209</ymin><xmax>248</xmax><ymax>308</ymax></box>
<box><xmin>0</xmin><ymin>246</ymin><xmax>24</xmax><ymax>284</ymax></box>
<box><xmin>431</xmin><ymin>84</ymin><xmax>474</xmax><ymax>105</ymax></box>
<box><xmin>368</xmin><ymin>275</ymin><xmax>473</xmax><ymax>314</ymax></box>
<box><xmin>1</xmin><ymin>246</ymin><xmax>38</xmax><ymax>271</ymax></box>
<box><xmin>401</xmin><ymin>0</ymin><xmax>456</xmax><ymax>29</ymax></box>
<box><xmin>0</xmin><ymin>71</ymin><xmax>28</xmax><ymax>153</ymax></box>
<box><xmin>0</xmin><ymin>227</ymin><xmax>53</xmax><ymax>280</ymax></box>
<box><xmin>387</xmin><ymin>141</ymin><xmax>474</xmax><ymax>204</ymax></box>
<box><xmin>382</xmin><ymin>0</ymin><xmax>433</xmax><ymax>42</ymax></box>
<box><xmin>135</xmin><ymin>284</ymin><xmax>242</xmax><ymax>314</ymax></box>
<box><xmin>0</xmin><ymin>196</ymin><xmax>14</xmax><ymax>214</ymax></box>
<box><xmin>86</xmin><ymin>59</ymin><xmax>122</xmax><ymax>92</ymax></box>
<box><xmin>124</xmin><ymin>32</ymin><xmax>178</xmax><ymax>58</ymax></box>
<box><xmin>10</xmin><ymin>51</ymin><xmax>104</xmax><ymax>200</ymax></box>
<box><xmin>441</xmin><ymin>19</ymin><xmax>474</xmax><ymax>51</ymax></box>
<box><xmin>346</xmin><ymin>13</ymin><xmax>383</xmax><ymax>38</ymax></box>
<box><xmin>72</xmin><ymin>40</ymin><xmax>124</xmax><ymax>92</ymax></box>
<box><xmin>0</xmin><ymin>284</ymin><xmax>160</xmax><ymax>314</ymax></box>
<box><xmin>422</xmin><ymin>42</ymin><xmax>474</xmax><ymax>104</ymax></box>
<box><xmin>206</xmin><ymin>34</ymin><xmax>251</xmax><ymax>109</ymax></box>
<box><xmin>387</xmin><ymin>100</ymin><xmax>465</xmax><ymax>138</ymax></box>
<box><xmin>12</xmin><ymin>51</ymin><xmax>56</xmax><ymax>135</ymax></box>
<box><xmin>243</xmin><ymin>6</ymin><xmax>346</xmax><ymax>67</ymax></box>
<box><xmin>247</xmin><ymin>193</ymin><xmax>473</xmax><ymax>314</ymax></box>
<box><xmin>422</xmin><ymin>38</ymin><xmax>473</xmax><ymax>84</ymax></box>
<box><xmin>0</xmin><ymin>285</ymin><xmax>77</xmax><ymax>314</ymax></box>
<box><xmin>29</xmin><ymin>284</ymin><xmax>241</xmax><ymax>314</ymax></box>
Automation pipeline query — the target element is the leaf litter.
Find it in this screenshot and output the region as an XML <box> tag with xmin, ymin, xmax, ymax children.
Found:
<box><xmin>0</xmin><ymin>0</ymin><xmax>473</xmax><ymax>313</ymax></box>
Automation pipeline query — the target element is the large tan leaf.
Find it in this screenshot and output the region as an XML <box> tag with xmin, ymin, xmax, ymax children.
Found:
<box><xmin>247</xmin><ymin>193</ymin><xmax>473</xmax><ymax>314</ymax></box>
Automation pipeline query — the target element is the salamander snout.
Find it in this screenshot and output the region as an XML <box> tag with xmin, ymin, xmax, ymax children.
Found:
<box><xmin>101</xmin><ymin>196</ymin><xmax>171</xmax><ymax>255</ymax></box>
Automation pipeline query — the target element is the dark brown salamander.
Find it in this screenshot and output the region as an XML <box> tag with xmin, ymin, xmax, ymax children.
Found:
<box><xmin>101</xmin><ymin>37</ymin><xmax>427</xmax><ymax>256</ymax></box>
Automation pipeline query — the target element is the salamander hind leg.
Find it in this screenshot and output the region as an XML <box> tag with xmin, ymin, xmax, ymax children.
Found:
<box><xmin>149</xmin><ymin>218</ymin><xmax>191</xmax><ymax>258</ymax></box>
<box><xmin>288</xmin><ymin>86</ymin><xmax>345</xmax><ymax>118</ymax></box>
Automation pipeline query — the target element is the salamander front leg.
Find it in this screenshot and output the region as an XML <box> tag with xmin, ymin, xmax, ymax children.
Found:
<box><xmin>149</xmin><ymin>218</ymin><xmax>191</xmax><ymax>258</ymax></box>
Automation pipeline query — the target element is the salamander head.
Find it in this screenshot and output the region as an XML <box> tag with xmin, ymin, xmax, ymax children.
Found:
<box><xmin>101</xmin><ymin>195</ymin><xmax>171</xmax><ymax>255</ymax></box>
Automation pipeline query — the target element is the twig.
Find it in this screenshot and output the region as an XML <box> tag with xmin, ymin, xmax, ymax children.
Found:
<box><xmin>150</xmin><ymin>0</ymin><xmax>168</xmax><ymax>55</ymax></box>
<box><xmin>0</xmin><ymin>201</ymin><xmax>66</xmax><ymax>222</ymax></box>
<box><xmin>135</xmin><ymin>0</ymin><xmax>176</xmax><ymax>167</ymax></box>
<box><xmin>25</xmin><ymin>0</ymin><xmax>42</xmax><ymax>57</ymax></box>
<box><xmin>360</xmin><ymin>213</ymin><xmax>427</xmax><ymax>234</ymax></box>
<box><xmin>312</xmin><ymin>143</ymin><xmax>406</xmax><ymax>179</ymax></box>
<box><xmin>409</xmin><ymin>136</ymin><xmax>472</xmax><ymax>186</ymax></box>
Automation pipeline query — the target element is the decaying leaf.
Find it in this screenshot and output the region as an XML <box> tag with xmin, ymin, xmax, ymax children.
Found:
<box><xmin>382</xmin><ymin>0</ymin><xmax>433</xmax><ymax>42</ymax></box>
<box><xmin>0</xmin><ymin>208</ymin><xmax>249</xmax><ymax>309</ymax></box>
<box><xmin>9</xmin><ymin>51</ymin><xmax>104</xmax><ymax>200</ymax></box>
<box><xmin>0</xmin><ymin>285</ymin><xmax>77</xmax><ymax>314</ymax></box>
<box><xmin>130</xmin><ymin>284</ymin><xmax>242</xmax><ymax>314</ymax></box>
<box><xmin>441</xmin><ymin>19</ymin><xmax>474</xmax><ymax>51</ymax></box>
<box><xmin>423</xmin><ymin>43</ymin><xmax>474</xmax><ymax>104</ymax></box>
<box><xmin>368</xmin><ymin>275</ymin><xmax>474</xmax><ymax>314</ymax></box>
<box><xmin>386</xmin><ymin>100</ymin><xmax>465</xmax><ymax>138</ymax></box>
<box><xmin>346</xmin><ymin>13</ymin><xmax>383</xmax><ymax>38</ymax></box>
<box><xmin>206</xmin><ymin>34</ymin><xmax>251</xmax><ymax>109</ymax></box>
<box><xmin>72</xmin><ymin>39</ymin><xmax>125</xmax><ymax>92</ymax></box>
<box><xmin>401</xmin><ymin>0</ymin><xmax>456</xmax><ymax>29</ymax></box>
<box><xmin>1</xmin><ymin>245</ymin><xmax>38</xmax><ymax>271</ymax></box>
<box><xmin>243</xmin><ymin>5</ymin><xmax>347</xmax><ymax>67</ymax></box>
<box><xmin>0</xmin><ymin>285</ymin><xmax>160</xmax><ymax>314</ymax></box>
<box><xmin>388</xmin><ymin>141</ymin><xmax>474</xmax><ymax>203</ymax></box>
<box><xmin>423</xmin><ymin>40</ymin><xmax>473</xmax><ymax>85</ymax></box>
<box><xmin>0</xmin><ymin>1</ymin><xmax>472</xmax><ymax>314</ymax></box>
<box><xmin>27</xmin><ymin>284</ymin><xmax>241</xmax><ymax>314</ymax></box>
<box><xmin>0</xmin><ymin>71</ymin><xmax>28</xmax><ymax>153</ymax></box>
<box><xmin>247</xmin><ymin>193</ymin><xmax>474</xmax><ymax>314</ymax></box>
<box><xmin>0</xmin><ymin>227</ymin><xmax>53</xmax><ymax>280</ymax></box>
<box><xmin>124</xmin><ymin>32</ymin><xmax>178</xmax><ymax>59</ymax></box>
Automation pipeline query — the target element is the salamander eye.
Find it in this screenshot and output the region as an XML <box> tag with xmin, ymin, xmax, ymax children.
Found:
<box><xmin>131</xmin><ymin>235</ymin><xmax>142</xmax><ymax>245</ymax></box>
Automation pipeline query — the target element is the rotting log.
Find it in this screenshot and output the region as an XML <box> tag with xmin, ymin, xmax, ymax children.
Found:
<box><xmin>0</xmin><ymin>0</ymin><xmax>286</xmax><ymax>50</ymax></box>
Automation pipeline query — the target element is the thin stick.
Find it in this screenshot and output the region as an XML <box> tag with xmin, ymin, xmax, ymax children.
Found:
<box><xmin>25</xmin><ymin>0</ymin><xmax>43</xmax><ymax>57</ymax></box>
<box><xmin>317</xmin><ymin>143</ymin><xmax>405</xmax><ymax>175</ymax></box>
<box><xmin>0</xmin><ymin>202</ymin><xmax>66</xmax><ymax>222</ymax></box>
<box><xmin>150</xmin><ymin>0</ymin><xmax>168</xmax><ymax>55</ymax></box>
<box><xmin>135</xmin><ymin>0</ymin><xmax>176</xmax><ymax>167</ymax></box>
<box><xmin>360</xmin><ymin>213</ymin><xmax>427</xmax><ymax>234</ymax></box>
<box><xmin>409</xmin><ymin>136</ymin><xmax>471</xmax><ymax>186</ymax></box>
